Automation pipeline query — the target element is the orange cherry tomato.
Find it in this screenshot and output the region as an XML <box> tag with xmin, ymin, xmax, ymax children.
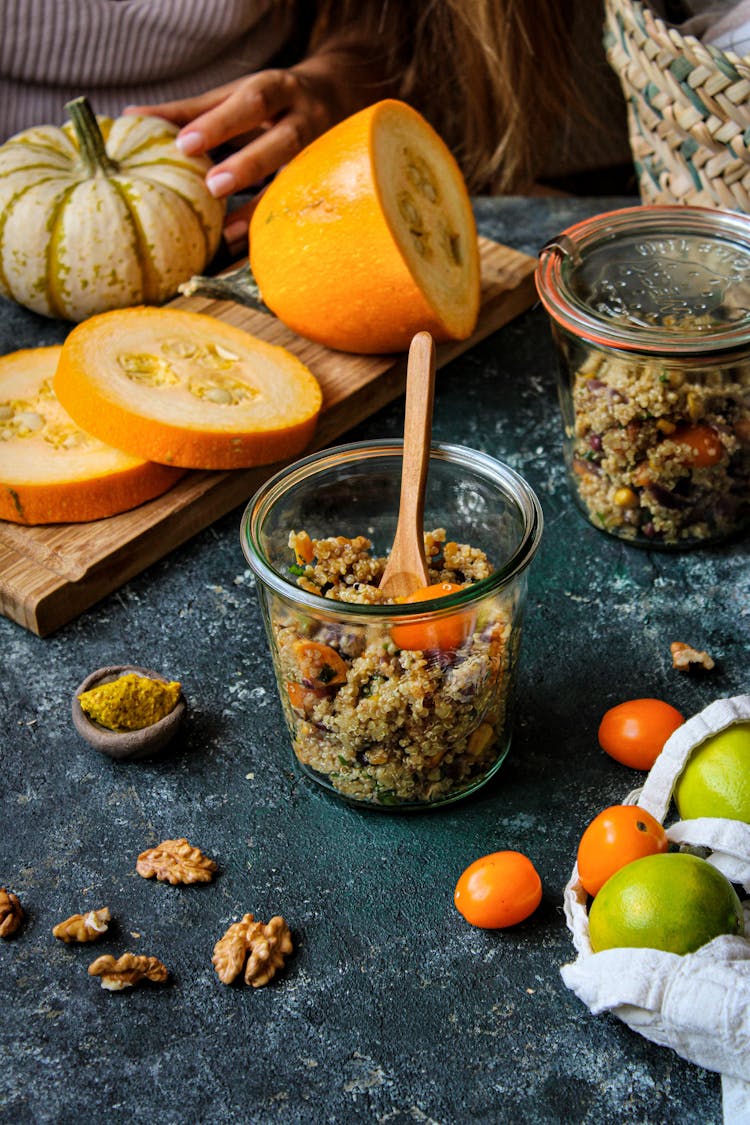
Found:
<box><xmin>598</xmin><ymin>698</ymin><xmax>684</xmax><ymax>770</ymax></box>
<box><xmin>576</xmin><ymin>804</ymin><xmax>669</xmax><ymax>897</ymax></box>
<box><xmin>286</xmin><ymin>681</ymin><xmax>330</xmax><ymax>714</ymax></box>
<box><xmin>290</xmin><ymin>529</ymin><xmax>314</xmax><ymax>565</ymax></box>
<box><xmin>291</xmin><ymin>640</ymin><xmax>347</xmax><ymax>686</ymax></box>
<box><xmin>287</xmin><ymin>681</ymin><xmax>307</xmax><ymax>710</ymax></box>
<box><xmin>672</xmin><ymin>423</ymin><xmax>724</xmax><ymax>467</ymax></box>
<box><xmin>454</xmin><ymin>850</ymin><xmax>542</xmax><ymax>929</ymax></box>
<box><xmin>391</xmin><ymin>582</ymin><xmax>475</xmax><ymax>651</ymax></box>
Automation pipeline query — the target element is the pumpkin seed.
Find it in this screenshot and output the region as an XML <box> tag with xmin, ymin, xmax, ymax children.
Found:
<box><xmin>160</xmin><ymin>338</ymin><xmax>198</xmax><ymax>359</ymax></box>
<box><xmin>204</xmin><ymin>386</ymin><xmax>234</xmax><ymax>405</ymax></box>
<box><xmin>15</xmin><ymin>411</ymin><xmax>44</xmax><ymax>432</ymax></box>
<box><xmin>411</xmin><ymin>231</ymin><xmax>432</xmax><ymax>259</ymax></box>
<box><xmin>397</xmin><ymin>192</ymin><xmax>422</xmax><ymax>229</ymax></box>
<box><xmin>118</xmin><ymin>353</ymin><xmax>161</xmax><ymax>374</ymax></box>
<box><xmin>43</xmin><ymin>424</ymin><xmax>81</xmax><ymax>450</ymax></box>
<box><xmin>188</xmin><ymin>375</ymin><xmax>256</xmax><ymax>404</ymax></box>
<box><xmin>198</xmin><ymin>344</ymin><xmax>239</xmax><ymax>371</ymax></box>
<box><xmin>118</xmin><ymin>353</ymin><xmax>179</xmax><ymax>386</ymax></box>
<box><xmin>213</xmin><ymin>344</ymin><xmax>239</xmax><ymax>362</ymax></box>
<box><xmin>441</xmin><ymin>228</ymin><xmax>463</xmax><ymax>267</ymax></box>
<box><xmin>405</xmin><ymin>153</ymin><xmax>439</xmax><ymax>203</ymax></box>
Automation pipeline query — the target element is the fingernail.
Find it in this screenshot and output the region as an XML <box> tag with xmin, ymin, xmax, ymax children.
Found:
<box><xmin>176</xmin><ymin>130</ymin><xmax>204</xmax><ymax>156</ymax></box>
<box><xmin>223</xmin><ymin>219</ymin><xmax>249</xmax><ymax>245</ymax></box>
<box><xmin>206</xmin><ymin>170</ymin><xmax>236</xmax><ymax>197</ymax></box>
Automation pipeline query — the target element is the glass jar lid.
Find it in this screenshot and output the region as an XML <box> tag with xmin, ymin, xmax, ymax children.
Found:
<box><xmin>536</xmin><ymin>205</ymin><xmax>750</xmax><ymax>354</ymax></box>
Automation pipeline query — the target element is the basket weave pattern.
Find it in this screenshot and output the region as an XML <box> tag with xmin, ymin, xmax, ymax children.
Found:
<box><xmin>604</xmin><ymin>0</ymin><xmax>750</xmax><ymax>210</ymax></box>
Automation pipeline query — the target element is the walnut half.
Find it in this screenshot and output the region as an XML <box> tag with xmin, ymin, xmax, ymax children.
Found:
<box><xmin>670</xmin><ymin>641</ymin><xmax>715</xmax><ymax>672</ymax></box>
<box><xmin>88</xmin><ymin>952</ymin><xmax>169</xmax><ymax>991</ymax></box>
<box><xmin>53</xmin><ymin>907</ymin><xmax>111</xmax><ymax>943</ymax></box>
<box><xmin>212</xmin><ymin>914</ymin><xmax>293</xmax><ymax>987</ymax></box>
<box><xmin>245</xmin><ymin>917</ymin><xmax>294</xmax><ymax>988</ymax></box>
<box><xmin>136</xmin><ymin>838</ymin><xmax>218</xmax><ymax>884</ymax></box>
<box><xmin>212</xmin><ymin>914</ymin><xmax>256</xmax><ymax>984</ymax></box>
<box><xmin>0</xmin><ymin>888</ymin><xmax>24</xmax><ymax>937</ymax></box>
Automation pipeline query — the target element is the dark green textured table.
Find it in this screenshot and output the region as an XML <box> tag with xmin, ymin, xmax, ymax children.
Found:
<box><xmin>2</xmin><ymin>196</ymin><xmax>748</xmax><ymax>1125</ymax></box>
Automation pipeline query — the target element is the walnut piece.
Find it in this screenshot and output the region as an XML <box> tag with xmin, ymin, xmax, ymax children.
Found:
<box><xmin>88</xmin><ymin>952</ymin><xmax>169</xmax><ymax>990</ymax></box>
<box><xmin>212</xmin><ymin>913</ymin><xmax>256</xmax><ymax>984</ymax></box>
<box><xmin>212</xmin><ymin>914</ymin><xmax>293</xmax><ymax>987</ymax></box>
<box><xmin>245</xmin><ymin>916</ymin><xmax>294</xmax><ymax>988</ymax></box>
<box><xmin>53</xmin><ymin>907</ymin><xmax>111</xmax><ymax>943</ymax></box>
<box><xmin>136</xmin><ymin>838</ymin><xmax>218</xmax><ymax>884</ymax></box>
<box><xmin>0</xmin><ymin>888</ymin><xmax>24</xmax><ymax>937</ymax></box>
<box><xmin>670</xmin><ymin>641</ymin><xmax>715</xmax><ymax>672</ymax></box>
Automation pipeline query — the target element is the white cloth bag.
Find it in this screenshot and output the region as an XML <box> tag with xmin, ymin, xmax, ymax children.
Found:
<box><xmin>561</xmin><ymin>694</ymin><xmax>750</xmax><ymax>1124</ymax></box>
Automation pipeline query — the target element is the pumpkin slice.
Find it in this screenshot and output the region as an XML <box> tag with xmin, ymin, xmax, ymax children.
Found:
<box><xmin>249</xmin><ymin>99</ymin><xmax>481</xmax><ymax>354</ymax></box>
<box><xmin>0</xmin><ymin>347</ymin><xmax>183</xmax><ymax>524</ymax></box>
<box><xmin>54</xmin><ymin>307</ymin><xmax>323</xmax><ymax>469</ymax></box>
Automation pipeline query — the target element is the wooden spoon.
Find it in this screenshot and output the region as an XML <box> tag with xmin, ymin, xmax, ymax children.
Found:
<box><xmin>379</xmin><ymin>331</ymin><xmax>436</xmax><ymax>599</ymax></box>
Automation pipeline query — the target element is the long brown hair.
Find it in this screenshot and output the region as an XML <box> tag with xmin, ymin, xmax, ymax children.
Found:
<box><xmin>311</xmin><ymin>0</ymin><xmax>581</xmax><ymax>193</ymax></box>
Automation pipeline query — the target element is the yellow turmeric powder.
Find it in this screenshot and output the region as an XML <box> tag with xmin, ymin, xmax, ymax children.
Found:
<box><xmin>78</xmin><ymin>673</ymin><xmax>181</xmax><ymax>731</ymax></box>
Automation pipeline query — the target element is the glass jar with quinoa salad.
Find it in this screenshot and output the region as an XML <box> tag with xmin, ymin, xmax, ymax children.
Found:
<box><xmin>536</xmin><ymin>205</ymin><xmax>750</xmax><ymax>548</ymax></box>
<box><xmin>240</xmin><ymin>441</ymin><xmax>543</xmax><ymax>810</ymax></box>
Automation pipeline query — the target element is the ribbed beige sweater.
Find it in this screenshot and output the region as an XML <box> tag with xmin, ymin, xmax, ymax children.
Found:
<box><xmin>0</xmin><ymin>0</ymin><xmax>295</xmax><ymax>140</ymax></box>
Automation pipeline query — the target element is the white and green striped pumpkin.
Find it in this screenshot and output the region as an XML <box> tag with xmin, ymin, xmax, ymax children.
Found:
<box><xmin>0</xmin><ymin>97</ymin><xmax>225</xmax><ymax>322</ymax></box>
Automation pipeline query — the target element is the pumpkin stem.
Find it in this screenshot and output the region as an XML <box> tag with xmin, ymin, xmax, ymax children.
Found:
<box><xmin>178</xmin><ymin>263</ymin><xmax>269</xmax><ymax>313</ymax></box>
<box><xmin>66</xmin><ymin>96</ymin><xmax>118</xmax><ymax>177</ymax></box>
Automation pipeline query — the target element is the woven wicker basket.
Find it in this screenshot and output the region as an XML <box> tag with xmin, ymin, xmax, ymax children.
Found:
<box><xmin>604</xmin><ymin>0</ymin><xmax>750</xmax><ymax>211</ymax></box>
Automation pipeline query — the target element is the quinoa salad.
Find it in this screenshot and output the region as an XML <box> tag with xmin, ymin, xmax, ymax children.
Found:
<box><xmin>266</xmin><ymin>528</ymin><xmax>515</xmax><ymax>807</ymax></box>
<box><xmin>568</xmin><ymin>345</ymin><xmax>750</xmax><ymax>545</ymax></box>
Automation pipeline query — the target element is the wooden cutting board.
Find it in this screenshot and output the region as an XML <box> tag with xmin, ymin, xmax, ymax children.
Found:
<box><xmin>0</xmin><ymin>237</ymin><xmax>536</xmax><ymax>636</ymax></box>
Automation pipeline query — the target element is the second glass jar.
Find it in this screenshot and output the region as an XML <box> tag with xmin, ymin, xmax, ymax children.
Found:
<box><xmin>536</xmin><ymin>205</ymin><xmax>750</xmax><ymax>548</ymax></box>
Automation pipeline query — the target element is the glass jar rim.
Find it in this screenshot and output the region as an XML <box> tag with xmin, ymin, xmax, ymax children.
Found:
<box><xmin>536</xmin><ymin>204</ymin><xmax>750</xmax><ymax>355</ymax></box>
<box><xmin>240</xmin><ymin>439</ymin><xmax>544</xmax><ymax>620</ymax></box>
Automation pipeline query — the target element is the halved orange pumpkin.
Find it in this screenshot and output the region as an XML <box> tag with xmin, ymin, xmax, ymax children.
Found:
<box><xmin>0</xmin><ymin>347</ymin><xmax>183</xmax><ymax>524</ymax></box>
<box><xmin>249</xmin><ymin>99</ymin><xmax>481</xmax><ymax>354</ymax></box>
<box><xmin>54</xmin><ymin>307</ymin><xmax>322</xmax><ymax>469</ymax></box>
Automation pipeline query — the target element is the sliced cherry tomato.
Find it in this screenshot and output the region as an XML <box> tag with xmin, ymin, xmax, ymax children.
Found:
<box><xmin>598</xmin><ymin>698</ymin><xmax>684</xmax><ymax>770</ymax></box>
<box><xmin>391</xmin><ymin>582</ymin><xmax>475</xmax><ymax>651</ymax></box>
<box><xmin>454</xmin><ymin>850</ymin><xmax>542</xmax><ymax>929</ymax></box>
<box><xmin>672</xmin><ymin>423</ymin><xmax>724</xmax><ymax>467</ymax></box>
<box><xmin>576</xmin><ymin>804</ymin><xmax>669</xmax><ymax>897</ymax></box>
<box><xmin>290</xmin><ymin>529</ymin><xmax>314</xmax><ymax>565</ymax></box>
<box><xmin>291</xmin><ymin>640</ymin><xmax>347</xmax><ymax>686</ymax></box>
<box><xmin>286</xmin><ymin>681</ymin><xmax>330</xmax><ymax>715</ymax></box>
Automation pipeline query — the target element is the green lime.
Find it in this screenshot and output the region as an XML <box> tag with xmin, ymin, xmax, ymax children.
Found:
<box><xmin>674</xmin><ymin>721</ymin><xmax>750</xmax><ymax>823</ymax></box>
<box><xmin>589</xmin><ymin>852</ymin><xmax>744</xmax><ymax>955</ymax></box>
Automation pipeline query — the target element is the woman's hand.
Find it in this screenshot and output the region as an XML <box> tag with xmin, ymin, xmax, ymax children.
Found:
<box><xmin>124</xmin><ymin>57</ymin><xmax>363</xmax><ymax>249</ymax></box>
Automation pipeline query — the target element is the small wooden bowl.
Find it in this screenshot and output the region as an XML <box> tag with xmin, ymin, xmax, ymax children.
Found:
<box><xmin>72</xmin><ymin>664</ymin><xmax>186</xmax><ymax>761</ymax></box>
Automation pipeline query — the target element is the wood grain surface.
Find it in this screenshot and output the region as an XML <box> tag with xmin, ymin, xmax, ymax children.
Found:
<box><xmin>0</xmin><ymin>237</ymin><xmax>536</xmax><ymax>636</ymax></box>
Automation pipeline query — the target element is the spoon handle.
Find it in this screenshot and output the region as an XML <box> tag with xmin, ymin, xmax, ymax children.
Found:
<box><xmin>379</xmin><ymin>332</ymin><xmax>435</xmax><ymax>598</ymax></box>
